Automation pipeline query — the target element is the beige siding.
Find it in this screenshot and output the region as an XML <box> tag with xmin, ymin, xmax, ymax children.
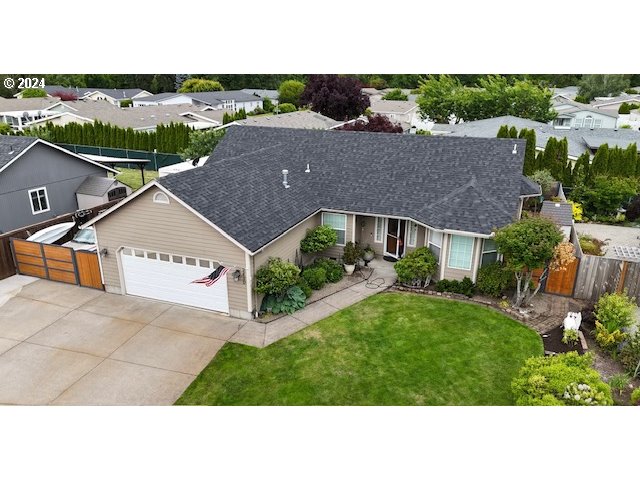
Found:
<box><xmin>253</xmin><ymin>213</ymin><xmax>320</xmax><ymax>269</ymax></box>
<box><xmin>404</xmin><ymin>224</ymin><xmax>426</xmax><ymax>255</ymax></box>
<box><xmin>356</xmin><ymin>215</ymin><xmax>385</xmax><ymax>256</ymax></box>
<box><xmin>441</xmin><ymin>233</ymin><xmax>480</xmax><ymax>282</ymax></box>
<box><xmin>321</xmin><ymin>212</ymin><xmax>354</xmax><ymax>259</ymax></box>
<box><xmin>94</xmin><ymin>185</ymin><xmax>250</xmax><ymax>318</ymax></box>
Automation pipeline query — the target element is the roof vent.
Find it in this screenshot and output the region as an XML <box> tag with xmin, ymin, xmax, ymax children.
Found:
<box><xmin>512</xmin><ymin>144</ymin><xmax>518</xmax><ymax>154</ymax></box>
<box><xmin>555</xmin><ymin>203</ymin><xmax>561</xmax><ymax>207</ymax></box>
<box><xmin>282</xmin><ymin>169</ymin><xmax>290</xmax><ymax>189</ymax></box>
<box><xmin>305</xmin><ymin>163</ymin><xmax>310</xmax><ymax>173</ymax></box>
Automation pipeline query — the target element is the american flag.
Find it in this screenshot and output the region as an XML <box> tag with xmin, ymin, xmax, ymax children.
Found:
<box><xmin>191</xmin><ymin>265</ymin><xmax>229</xmax><ymax>287</ymax></box>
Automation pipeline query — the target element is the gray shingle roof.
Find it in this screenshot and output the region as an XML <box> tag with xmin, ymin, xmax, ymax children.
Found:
<box><xmin>136</xmin><ymin>90</ymin><xmax>261</xmax><ymax>106</ymax></box>
<box><xmin>0</xmin><ymin>136</ymin><xmax>37</xmax><ymax>171</ymax></box>
<box><xmin>541</xmin><ymin>201</ymin><xmax>573</xmax><ymax>227</ymax></box>
<box><xmin>236</xmin><ymin>111</ymin><xmax>341</xmax><ymax>130</ymax></box>
<box><xmin>42</xmin><ymin>86</ymin><xmax>146</xmax><ymax>100</ymax></box>
<box><xmin>521</xmin><ymin>176</ymin><xmax>541</xmax><ymax>196</ymax></box>
<box><xmin>241</xmin><ymin>89</ymin><xmax>279</xmax><ymax>100</ymax></box>
<box><xmin>158</xmin><ymin>126</ymin><xmax>527</xmax><ymax>252</ymax></box>
<box><xmin>432</xmin><ymin>115</ymin><xmax>640</xmax><ymax>158</ymax></box>
<box><xmin>553</xmin><ymin>96</ymin><xmax>618</xmax><ymax>118</ymax></box>
<box><xmin>76</xmin><ymin>175</ymin><xmax>117</xmax><ymax>196</ymax></box>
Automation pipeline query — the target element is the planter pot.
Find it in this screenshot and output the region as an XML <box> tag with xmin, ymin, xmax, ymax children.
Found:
<box><xmin>424</xmin><ymin>275</ymin><xmax>432</xmax><ymax>286</ymax></box>
<box><xmin>357</xmin><ymin>259</ymin><xmax>365</xmax><ymax>267</ymax></box>
<box><xmin>363</xmin><ymin>251</ymin><xmax>375</xmax><ymax>262</ymax></box>
<box><xmin>344</xmin><ymin>264</ymin><xmax>355</xmax><ymax>275</ymax></box>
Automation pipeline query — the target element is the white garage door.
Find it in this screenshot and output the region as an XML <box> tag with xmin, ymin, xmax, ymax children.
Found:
<box><xmin>120</xmin><ymin>247</ymin><xmax>230</xmax><ymax>314</ymax></box>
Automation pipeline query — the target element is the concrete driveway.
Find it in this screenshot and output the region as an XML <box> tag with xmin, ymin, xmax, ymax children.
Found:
<box><xmin>0</xmin><ymin>278</ymin><xmax>247</xmax><ymax>405</ymax></box>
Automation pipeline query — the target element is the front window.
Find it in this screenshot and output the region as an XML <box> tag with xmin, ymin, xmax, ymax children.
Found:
<box><xmin>407</xmin><ymin>221</ymin><xmax>418</xmax><ymax>247</ymax></box>
<box><xmin>28</xmin><ymin>187</ymin><xmax>49</xmax><ymax>214</ymax></box>
<box><xmin>481</xmin><ymin>238</ymin><xmax>498</xmax><ymax>267</ymax></box>
<box><xmin>573</xmin><ymin>118</ymin><xmax>583</xmax><ymax>128</ymax></box>
<box><xmin>448</xmin><ymin>235</ymin><xmax>474</xmax><ymax>270</ymax></box>
<box><xmin>428</xmin><ymin>230</ymin><xmax>443</xmax><ymax>259</ymax></box>
<box><xmin>374</xmin><ymin>217</ymin><xmax>384</xmax><ymax>243</ymax></box>
<box><xmin>322</xmin><ymin>212</ymin><xmax>347</xmax><ymax>246</ymax></box>
<box><xmin>583</xmin><ymin>116</ymin><xmax>593</xmax><ymax>128</ymax></box>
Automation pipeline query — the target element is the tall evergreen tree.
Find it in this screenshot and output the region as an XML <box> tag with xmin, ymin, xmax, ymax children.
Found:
<box><xmin>496</xmin><ymin>125</ymin><xmax>509</xmax><ymax>138</ymax></box>
<box><xmin>508</xmin><ymin>126</ymin><xmax>518</xmax><ymax>138</ymax></box>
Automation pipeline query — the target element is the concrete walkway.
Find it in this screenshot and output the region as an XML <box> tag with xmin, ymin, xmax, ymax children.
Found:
<box><xmin>228</xmin><ymin>260</ymin><xmax>397</xmax><ymax>348</ymax></box>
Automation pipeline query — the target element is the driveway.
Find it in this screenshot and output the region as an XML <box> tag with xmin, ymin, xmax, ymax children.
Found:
<box><xmin>0</xmin><ymin>278</ymin><xmax>247</xmax><ymax>405</ymax></box>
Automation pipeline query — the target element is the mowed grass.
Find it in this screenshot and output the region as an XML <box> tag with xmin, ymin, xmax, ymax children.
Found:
<box><xmin>176</xmin><ymin>293</ymin><xmax>543</xmax><ymax>406</ymax></box>
<box><xmin>114</xmin><ymin>168</ymin><xmax>158</xmax><ymax>190</ymax></box>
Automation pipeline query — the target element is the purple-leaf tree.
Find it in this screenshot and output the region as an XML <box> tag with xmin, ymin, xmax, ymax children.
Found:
<box><xmin>337</xmin><ymin>114</ymin><xmax>404</xmax><ymax>133</ymax></box>
<box><xmin>300</xmin><ymin>74</ymin><xmax>370</xmax><ymax>121</ymax></box>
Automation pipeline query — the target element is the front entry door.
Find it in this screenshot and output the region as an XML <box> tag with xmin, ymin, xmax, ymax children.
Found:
<box><xmin>385</xmin><ymin>218</ymin><xmax>406</xmax><ymax>258</ymax></box>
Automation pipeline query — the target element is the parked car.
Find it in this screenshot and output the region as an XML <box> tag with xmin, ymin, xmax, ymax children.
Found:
<box><xmin>26</xmin><ymin>222</ymin><xmax>76</xmax><ymax>244</ymax></box>
<box><xmin>62</xmin><ymin>227</ymin><xmax>97</xmax><ymax>251</ymax></box>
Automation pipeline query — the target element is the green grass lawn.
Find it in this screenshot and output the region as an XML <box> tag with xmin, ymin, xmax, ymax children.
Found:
<box><xmin>176</xmin><ymin>293</ymin><xmax>543</xmax><ymax>406</ymax></box>
<box><xmin>114</xmin><ymin>168</ymin><xmax>158</xmax><ymax>190</ymax></box>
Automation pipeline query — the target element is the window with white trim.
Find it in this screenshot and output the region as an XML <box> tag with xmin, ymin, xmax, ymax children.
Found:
<box><xmin>428</xmin><ymin>230</ymin><xmax>442</xmax><ymax>259</ymax></box>
<box><xmin>583</xmin><ymin>116</ymin><xmax>593</xmax><ymax>128</ymax></box>
<box><xmin>153</xmin><ymin>192</ymin><xmax>170</xmax><ymax>204</ymax></box>
<box><xmin>481</xmin><ymin>238</ymin><xmax>498</xmax><ymax>267</ymax></box>
<box><xmin>448</xmin><ymin>235</ymin><xmax>474</xmax><ymax>270</ymax></box>
<box><xmin>28</xmin><ymin>187</ymin><xmax>50</xmax><ymax>214</ymax></box>
<box><xmin>594</xmin><ymin>119</ymin><xmax>602</xmax><ymax>128</ymax></box>
<box><xmin>573</xmin><ymin>118</ymin><xmax>583</xmax><ymax>128</ymax></box>
<box><xmin>374</xmin><ymin>217</ymin><xmax>384</xmax><ymax>243</ymax></box>
<box><xmin>407</xmin><ymin>221</ymin><xmax>418</xmax><ymax>247</ymax></box>
<box><xmin>322</xmin><ymin>212</ymin><xmax>347</xmax><ymax>246</ymax></box>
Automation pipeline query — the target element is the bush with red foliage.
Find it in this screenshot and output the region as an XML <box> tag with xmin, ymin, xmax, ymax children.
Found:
<box><xmin>300</xmin><ymin>74</ymin><xmax>369</xmax><ymax>121</ymax></box>
<box><xmin>51</xmin><ymin>90</ymin><xmax>78</xmax><ymax>101</ymax></box>
<box><xmin>337</xmin><ymin>114</ymin><xmax>404</xmax><ymax>133</ymax></box>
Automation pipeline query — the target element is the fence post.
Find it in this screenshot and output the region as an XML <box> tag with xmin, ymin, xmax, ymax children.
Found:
<box><xmin>617</xmin><ymin>261</ymin><xmax>628</xmax><ymax>293</ymax></box>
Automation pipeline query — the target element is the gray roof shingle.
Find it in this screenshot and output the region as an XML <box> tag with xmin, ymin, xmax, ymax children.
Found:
<box><xmin>158</xmin><ymin>126</ymin><xmax>527</xmax><ymax>252</ymax></box>
<box><xmin>42</xmin><ymin>86</ymin><xmax>146</xmax><ymax>100</ymax></box>
<box><xmin>76</xmin><ymin>175</ymin><xmax>117</xmax><ymax>196</ymax></box>
<box><xmin>0</xmin><ymin>136</ymin><xmax>37</xmax><ymax>171</ymax></box>
<box><xmin>521</xmin><ymin>176</ymin><xmax>542</xmax><ymax>196</ymax></box>
<box><xmin>236</xmin><ymin>111</ymin><xmax>341</xmax><ymax>130</ymax></box>
<box><xmin>137</xmin><ymin>90</ymin><xmax>261</xmax><ymax>106</ymax></box>
<box><xmin>541</xmin><ymin>201</ymin><xmax>573</xmax><ymax>227</ymax></box>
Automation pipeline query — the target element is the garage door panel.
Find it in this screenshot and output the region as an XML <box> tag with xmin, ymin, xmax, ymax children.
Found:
<box><xmin>120</xmin><ymin>251</ymin><xmax>229</xmax><ymax>314</ymax></box>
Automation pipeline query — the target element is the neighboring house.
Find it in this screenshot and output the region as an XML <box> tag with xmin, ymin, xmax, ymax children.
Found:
<box><xmin>0</xmin><ymin>97</ymin><xmax>70</xmax><ymax>130</ymax></box>
<box><xmin>540</xmin><ymin>201</ymin><xmax>573</xmax><ymax>239</ymax></box>
<box><xmin>591</xmin><ymin>93</ymin><xmax>640</xmax><ymax>114</ymax></box>
<box><xmin>241</xmin><ymin>89</ymin><xmax>279</xmax><ymax>105</ymax></box>
<box><xmin>21</xmin><ymin>101</ymin><xmax>225</xmax><ymax>132</ymax></box>
<box><xmin>132</xmin><ymin>90</ymin><xmax>263</xmax><ymax>113</ymax></box>
<box><xmin>431</xmin><ymin>115</ymin><xmax>640</xmax><ymax>160</ymax></box>
<box><xmin>0</xmin><ymin>136</ymin><xmax>119</xmax><ymax>233</ymax></box>
<box><xmin>84</xmin><ymin>126</ymin><xmax>539</xmax><ymax>319</ymax></box>
<box><xmin>15</xmin><ymin>86</ymin><xmax>152</xmax><ymax>105</ymax></box>
<box><xmin>369</xmin><ymin>100</ymin><xmax>427</xmax><ymax>131</ymax></box>
<box><xmin>232</xmin><ymin>110</ymin><xmax>345</xmax><ymax>130</ymax></box>
<box><xmin>551</xmin><ymin>96</ymin><xmax>617</xmax><ymax>129</ymax></box>
<box><xmin>551</xmin><ymin>86</ymin><xmax>579</xmax><ymax>101</ymax></box>
<box><xmin>76</xmin><ymin>176</ymin><xmax>132</xmax><ymax>210</ymax></box>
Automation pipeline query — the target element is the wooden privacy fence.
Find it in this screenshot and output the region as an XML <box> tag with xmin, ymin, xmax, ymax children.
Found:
<box><xmin>573</xmin><ymin>255</ymin><xmax>640</xmax><ymax>305</ymax></box>
<box><xmin>544</xmin><ymin>257</ymin><xmax>580</xmax><ymax>296</ymax></box>
<box><xmin>11</xmin><ymin>239</ymin><xmax>103</xmax><ymax>290</ymax></box>
<box><xmin>0</xmin><ymin>199</ymin><xmax>119</xmax><ymax>281</ymax></box>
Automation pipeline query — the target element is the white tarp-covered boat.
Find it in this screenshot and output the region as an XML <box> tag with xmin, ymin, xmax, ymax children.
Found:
<box><xmin>26</xmin><ymin>222</ymin><xmax>76</xmax><ymax>244</ymax></box>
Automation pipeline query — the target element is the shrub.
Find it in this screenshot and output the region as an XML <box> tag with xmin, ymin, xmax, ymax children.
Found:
<box><xmin>626</xmin><ymin>195</ymin><xmax>640</xmax><ymax>222</ymax></box>
<box><xmin>313</xmin><ymin>258</ymin><xmax>343</xmax><ymax>283</ymax></box>
<box><xmin>528</xmin><ymin>170</ymin><xmax>556</xmax><ymax>197</ymax></box>
<box><xmin>302</xmin><ymin>266</ymin><xmax>327</xmax><ymax>290</ymax></box>
<box><xmin>631</xmin><ymin>388</ymin><xmax>640</xmax><ymax>405</ymax></box>
<box><xmin>278</xmin><ymin>103</ymin><xmax>297</xmax><ymax>113</ymax></box>
<box><xmin>20</xmin><ymin>88</ymin><xmax>47</xmax><ymax>98</ymax></box>
<box><xmin>120</xmin><ymin>99</ymin><xmax>132</xmax><ymax>108</ymax></box>
<box><xmin>562</xmin><ymin>328</ymin><xmax>579</xmax><ymax>346</ymax></box>
<box><xmin>620</xmin><ymin>124</ymin><xmax>632</xmax><ymax>129</ymax></box>
<box><xmin>255</xmin><ymin>258</ymin><xmax>300</xmax><ymax>296</ymax></box>
<box><xmin>393</xmin><ymin>247</ymin><xmax>438</xmax><ymax>287</ymax></box>
<box><xmin>342</xmin><ymin>241</ymin><xmax>362</xmax><ymax>265</ymax></box>
<box><xmin>574</xmin><ymin>94</ymin><xmax>589</xmax><ymax>104</ymax></box>
<box><xmin>511</xmin><ymin>352</ymin><xmax>613</xmax><ymax>406</ymax></box>
<box><xmin>578</xmin><ymin>234</ymin><xmax>605</xmax><ymax>256</ymax></box>
<box><xmin>0</xmin><ymin>122</ymin><xmax>12</xmax><ymax>135</ymax></box>
<box><xmin>568</xmin><ymin>200</ymin><xmax>583</xmax><ymax>222</ymax></box>
<box><xmin>594</xmin><ymin>292</ymin><xmax>636</xmax><ymax>351</ymax></box>
<box><xmin>608</xmin><ymin>373</ymin><xmax>630</xmax><ymax>395</ymax></box>
<box><xmin>619</xmin><ymin>102</ymin><xmax>631</xmax><ymax>114</ymax></box>
<box><xmin>434</xmin><ymin>277</ymin><xmax>474</xmax><ymax>297</ymax></box>
<box><xmin>625</xmin><ymin>88</ymin><xmax>639</xmax><ymax>95</ymax></box>
<box><xmin>296</xmin><ymin>278</ymin><xmax>313</xmax><ymax>299</ymax></box>
<box><xmin>300</xmin><ymin>225</ymin><xmax>338</xmax><ymax>254</ymax></box>
<box><xmin>476</xmin><ymin>262</ymin><xmax>513</xmax><ymax>297</ymax></box>
<box><xmin>382</xmin><ymin>88</ymin><xmax>408</xmax><ymax>101</ymax></box>
<box><xmin>260</xmin><ymin>286</ymin><xmax>306</xmax><ymax>315</ymax></box>
<box><xmin>619</xmin><ymin>331</ymin><xmax>640</xmax><ymax>376</ymax></box>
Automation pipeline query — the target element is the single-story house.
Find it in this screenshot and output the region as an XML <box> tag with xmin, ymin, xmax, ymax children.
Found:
<box><xmin>0</xmin><ymin>97</ymin><xmax>69</xmax><ymax>130</ymax></box>
<box><xmin>84</xmin><ymin>126</ymin><xmax>539</xmax><ymax>319</ymax></box>
<box><xmin>15</xmin><ymin>86</ymin><xmax>153</xmax><ymax>106</ymax></box>
<box><xmin>551</xmin><ymin>86</ymin><xmax>579</xmax><ymax>101</ymax></box>
<box><xmin>232</xmin><ymin>110</ymin><xmax>345</xmax><ymax>130</ymax></box>
<box><xmin>241</xmin><ymin>89</ymin><xmax>279</xmax><ymax>104</ymax></box>
<box><xmin>0</xmin><ymin>136</ymin><xmax>119</xmax><ymax>233</ymax></box>
<box><xmin>369</xmin><ymin>100</ymin><xmax>427</xmax><ymax>131</ymax></box>
<box><xmin>431</xmin><ymin>115</ymin><xmax>640</xmax><ymax>160</ymax></box>
<box><xmin>132</xmin><ymin>91</ymin><xmax>263</xmax><ymax>113</ymax></box>
<box><xmin>591</xmin><ymin>93</ymin><xmax>640</xmax><ymax>113</ymax></box>
<box><xmin>551</xmin><ymin>96</ymin><xmax>618</xmax><ymax>129</ymax></box>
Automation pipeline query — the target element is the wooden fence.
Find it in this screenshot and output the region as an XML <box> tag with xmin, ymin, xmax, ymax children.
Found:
<box><xmin>574</xmin><ymin>255</ymin><xmax>640</xmax><ymax>305</ymax></box>
<box><xmin>11</xmin><ymin>239</ymin><xmax>103</xmax><ymax>290</ymax></box>
<box><xmin>0</xmin><ymin>199</ymin><xmax>119</xmax><ymax>281</ymax></box>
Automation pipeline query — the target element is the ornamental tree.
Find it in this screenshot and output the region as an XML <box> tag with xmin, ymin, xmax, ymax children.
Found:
<box><xmin>577</xmin><ymin>74</ymin><xmax>629</xmax><ymax>102</ymax></box>
<box><xmin>277</xmin><ymin>79</ymin><xmax>305</xmax><ymax>106</ymax></box>
<box><xmin>178</xmin><ymin>128</ymin><xmax>225</xmax><ymax>160</ymax></box>
<box><xmin>336</xmin><ymin>114</ymin><xmax>403</xmax><ymax>133</ymax></box>
<box><xmin>300</xmin><ymin>74</ymin><xmax>370</xmax><ymax>121</ymax></box>
<box><xmin>20</xmin><ymin>88</ymin><xmax>47</xmax><ymax>98</ymax></box>
<box><xmin>300</xmin><ymin>225</ymin><xmax>338</xmax><ymax>254</ymax></box>
<box><xmin>51</xmin><ymin>90</ymin><xmax>78</xmax><ymax>101</ymax></box>
<box><xmin>178</xmin><ymin>78</ymin><xmax>224</xmax><ymax>93</ymax></box>
<box><xmin>494</xmin><ymin>216</ymin><xmax>565</xmax><ymax>307</ymax></box>
<box><xmin>382</xmin><ymin>88</ymin><xmax>408</xmax><ymax>101</ymax></box>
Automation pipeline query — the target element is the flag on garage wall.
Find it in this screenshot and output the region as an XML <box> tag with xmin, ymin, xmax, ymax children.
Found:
<box><xmin>191</xmin><ymin>265</ymin><xmax>229</xmax><ymax>287</ymax></box>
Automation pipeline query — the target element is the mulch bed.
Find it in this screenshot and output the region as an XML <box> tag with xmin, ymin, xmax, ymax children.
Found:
<box><xmin>541</xmin><ymin>325</ymin><xmax>584</xmax><ymax>355</ymax></box>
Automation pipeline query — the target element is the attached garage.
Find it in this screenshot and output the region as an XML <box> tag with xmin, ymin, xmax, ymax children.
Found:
<box><xmin>119</xmin><ymin>247</ymin><xmax>230</xmax><ymax>314</ymax></box>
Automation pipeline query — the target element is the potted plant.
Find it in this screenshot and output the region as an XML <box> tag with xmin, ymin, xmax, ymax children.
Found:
<box><xmin>362</xmin><ymin>244</ymin><xmax>375</xmax><ymax>262</ymax></box>
<box><xmin>342</xmin><ymin>241</ymin><xmax>361</xmax><ymax>275</ymax></box>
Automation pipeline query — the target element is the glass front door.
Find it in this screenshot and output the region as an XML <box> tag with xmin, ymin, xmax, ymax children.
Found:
<box><xmin>385</xmin><ymin>218</ymin><xmax>406</xmax><ymax>258</ymax></box>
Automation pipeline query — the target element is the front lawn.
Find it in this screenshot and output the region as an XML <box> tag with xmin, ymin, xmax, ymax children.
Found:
<box><xmin>114</xmin><ymin>168</ymin><xmax>158</xmax><ymax>190</ymax></box>
<box><xmin>176</xmin><ymin>293</ymin><xmax>543</xmax><ymax>405</ymax></box>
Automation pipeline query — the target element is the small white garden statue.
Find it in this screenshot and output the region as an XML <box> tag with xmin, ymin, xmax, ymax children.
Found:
<box><xmin>563</xmin><ymin>311</ymin><xmax>582</xmax><ymax>331</ymax></box>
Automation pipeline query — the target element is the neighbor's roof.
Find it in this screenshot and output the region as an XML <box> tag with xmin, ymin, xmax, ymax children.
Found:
<box><xmin>157</xmin><ymin>126</ymin><xmax>528</xmax><ymax>252</ymax></box>
<box><xmin>0</xmin><ymin>136</ymin><xmax>36</xmax><ymax>170</ymax></box>
<box><xmin>551</xmin><ymin>86</ymin><xmax>579</xmax><ymax>100</ymax></box>
<box><xmin>135</xmin><ymin>90</ymin><xmax>260</xmax><ymax>106</ymax></box>
<box><xmin>432</xmin><ymin>115</ymin><xmax>640</xmax><ymax>158</ymax></box>
<box><xmin>76</xmin><ymin>175</ymin><xmax>118</xmax><ymax>196</ymax></box>
<box><xmin>42</xmin><ymin>86</ymin><xmax>148</xmax><ymax>100</ymax></box>
<box><xmin>235</xmin><ymin>111</ymin><xmax>341</xmax><ymax>130</ymax></box>
<box><xmin>520</xmin><ymin>176</ymin><xmax>542</xmax><ymax>197</ymax></box>
<box><xmin>241</xmin><ymin>89</ymin><xmax>279</xmax><ymax>100</ymax></box>
<box><xmin>553</xmin><ymin>96</ymin><xmax>618</xmax><ymax>118</ymax></box>
<box><xmin>591</xmin><ymin>93</ymin><xmax>640</xmax><ymax>107</ymax></box>
<box><xmin>541</xmin><ymin>201</ymin><xmax>573</xmax><ymax>227</ymax></box>
<box><xmin>370</xmin><ymin>100</ymin><xmax>418</xmax><ymax>114</ymax></box>
<box><xmin>0</xmin><ymin>97</ymin><xmax>64</xmax><ymax>112</ymax></box>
